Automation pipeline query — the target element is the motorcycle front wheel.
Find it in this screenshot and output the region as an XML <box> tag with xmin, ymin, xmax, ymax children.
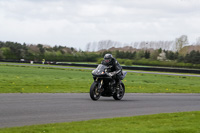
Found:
<box><xmin>90</xmin><ymin>82</ymin><xmax>101</xmax><ymax>101</ymax></box>
<box><xmin>113</xmin><ymin>82</ymin><xmax>125</xmax><ymax>100</ymax></box>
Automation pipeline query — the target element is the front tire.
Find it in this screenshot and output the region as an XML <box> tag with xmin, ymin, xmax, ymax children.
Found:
<box><xmin>90</xmin><ymin>82</ymin><xmax>101</xmax><ymax>101</ymax></box>
<box><xmin>113</xmin><ymin>82</ymin><xmax>125</xmax><ymax>100</ymax></box>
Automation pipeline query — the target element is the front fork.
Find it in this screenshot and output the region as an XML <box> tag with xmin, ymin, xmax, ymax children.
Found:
<box><xmin>96</xmin><ymin>78</ymin><xmax>104</xmax><ymax>94</ymax></box>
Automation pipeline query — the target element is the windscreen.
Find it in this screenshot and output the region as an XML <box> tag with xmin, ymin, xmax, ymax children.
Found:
<box><xmin>93</xmin><ymin>64</ymin><xmax>108</xmax><ymax>74</ymax></box>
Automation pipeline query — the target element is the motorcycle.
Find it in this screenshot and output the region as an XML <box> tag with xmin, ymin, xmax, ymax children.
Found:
<box><xmin>90</xmin><ymin>64</ymin><xmax>127</xmax><ymax>101</ymax></box>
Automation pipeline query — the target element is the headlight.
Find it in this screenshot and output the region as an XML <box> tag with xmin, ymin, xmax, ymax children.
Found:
<box><xmin>101</xmin><ymin>72</ymin><xmax>105</xmax><ymax>74</ymax></box>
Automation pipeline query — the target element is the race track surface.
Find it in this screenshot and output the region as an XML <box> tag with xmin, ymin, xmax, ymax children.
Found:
<box><xmin>0</xmin><ymin>93</ymin><xmax>200</xmax><ymax>128</ymax></box>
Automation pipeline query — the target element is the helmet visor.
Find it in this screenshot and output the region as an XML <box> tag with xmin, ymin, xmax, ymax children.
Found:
<box><xmin>105</xmin><ymin>59</ymin><xmax>111</xmax><ymax>63</ymax></box>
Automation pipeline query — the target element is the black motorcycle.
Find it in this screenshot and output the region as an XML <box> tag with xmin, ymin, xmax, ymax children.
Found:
<box><xmin>90</xmin><ymin>64</ymin><xmax>127</xmax><ymax>101</ymax></box>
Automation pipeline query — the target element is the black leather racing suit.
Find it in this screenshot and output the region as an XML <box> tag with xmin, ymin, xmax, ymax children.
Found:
<box><xmin>101</xmin><ymin>58</ymin><xmax>123</xmax><ymax>82</ymax></box>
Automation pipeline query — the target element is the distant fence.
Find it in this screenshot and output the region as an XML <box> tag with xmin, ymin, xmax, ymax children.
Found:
<box><xmin>1</xmin><ymin>60</ymin><xmax>200</xmax><ymax>74</ymax></box>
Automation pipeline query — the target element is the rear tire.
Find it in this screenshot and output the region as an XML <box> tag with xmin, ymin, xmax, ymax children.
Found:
<box><xmin>113</xmin><ymin>82</ymin><xmax>125</xmax><ymax>100</ymax></box>
<box><xmin>90</xmin><ymin>82</ymin><xmax>101</xmax><ymax>101</ymax></box>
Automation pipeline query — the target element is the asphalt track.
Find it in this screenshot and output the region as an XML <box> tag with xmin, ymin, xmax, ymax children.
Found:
<box><xmin>0</xmin><ymin>93</ymin><xmax>200</xmax><ymax>128</ymax></box>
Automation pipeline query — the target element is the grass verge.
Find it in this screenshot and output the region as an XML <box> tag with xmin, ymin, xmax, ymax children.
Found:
<box><xmin>0</xmin><ymin>111</ymin><xmax>200</xmax><ymax>133</ymax></box>
<box><xmin>0</xmin><ymin>64</ymin><xmax>200</xmax><ymax>93</ymax></box>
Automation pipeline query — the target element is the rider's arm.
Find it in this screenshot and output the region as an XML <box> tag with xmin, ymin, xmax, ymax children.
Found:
<box><xmin>113</xmin><ymin>60</ymin><xmax>122</xmax><ymax>74</ymax></box>
<box><xmin>115</xmin><ymin>60</ymin><xmax>122</xmax><ymax>71</ymax></box>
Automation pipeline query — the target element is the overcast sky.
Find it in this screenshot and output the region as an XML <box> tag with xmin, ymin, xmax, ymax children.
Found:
<box><xmin>0</xmin><ymin>0</ymin><xmax>200</xmax><ymax>50</ymax></box>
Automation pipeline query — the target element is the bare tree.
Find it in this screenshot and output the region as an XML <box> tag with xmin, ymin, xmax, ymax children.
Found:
<box><xmin>97</xmin><ymin>41</ymin><xmax>103</xmax><ymax>51</ymax></box>
<box><xmin>91</xmin><ymin>42</ymin><xmax>97</xmax><ymax>52</ymax></box>
<box><xmin>85</xmin><ymin>43</ymin><xmax>91</xmax><ymax>52</ymax></box>
<box><xmin>175</xmin><ymin>35</ymin><xmax>188</xmax><ymax>51</ymax></box>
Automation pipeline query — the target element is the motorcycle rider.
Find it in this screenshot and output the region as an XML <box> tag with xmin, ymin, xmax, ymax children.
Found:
<box><xmin>101</xmin><ymin>53</ymin><xmax>123</xmax><ymax>90</ymax></box>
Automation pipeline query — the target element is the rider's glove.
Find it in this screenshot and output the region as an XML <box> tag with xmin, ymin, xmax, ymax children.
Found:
<box><xmin>108</xmin><ymin>73</ymin><xmax>112</xmax><ymax>77</ymax></box>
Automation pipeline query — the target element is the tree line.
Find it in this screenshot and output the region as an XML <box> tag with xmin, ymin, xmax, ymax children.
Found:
<box><xmin>85</xmin><ymin>35</ymin><xmax>192</xmax><ymax>52</ymax></box>
<box><xmin>100</xmin><ymin>48</ymin><xmax>200</xmax><ymax>65</ymax></box>
<box><xmin>0</xmin><ymin>41</ymin><xmax>99</xmax><ymax>62</ymax></box>
<box><xmin>0</xmin><ymin>41</ymin><xmax>200</xmax><ymax>68</ymax></box>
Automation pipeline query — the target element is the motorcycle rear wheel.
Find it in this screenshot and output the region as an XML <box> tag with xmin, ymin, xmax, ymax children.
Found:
<box><xmin>90</xmin><ymin>82</ymin><xmax>101</xmax><ymax>101</ymax></box>
<box><xmin>113</xmin><ymin>82</ymin><xmax>125</xmax><ymax>100</ymax></box>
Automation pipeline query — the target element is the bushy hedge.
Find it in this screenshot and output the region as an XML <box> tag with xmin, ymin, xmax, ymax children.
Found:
<box><xmin>114</xmin><ymin>58</ymin><xmax>200</xmax><ymax>69</ymax></box>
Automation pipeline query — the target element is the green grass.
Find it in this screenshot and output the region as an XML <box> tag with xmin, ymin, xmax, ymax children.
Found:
<box><xmin>58</xmin><ymin>61</ymin><xmax>97</xmax><ymax>64</ymax></box>
<box><xmin>125</xmin><ymin>73</ymin><xmax>200</xmax><ymax>93</ymax></box>
<box><xmin>0</xmin><ymin>65</ymin><xmax>92</xmax><ymax>93</ymax></box>
<box><xmin>0</xmin><ymin>111</ymin><xmax>200</xmax><ymax>133</ymax></box>
<box><xmin>0</xmin><ymin>64</ymin><xmax>200</xmax><ymax>93</ymax></box>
